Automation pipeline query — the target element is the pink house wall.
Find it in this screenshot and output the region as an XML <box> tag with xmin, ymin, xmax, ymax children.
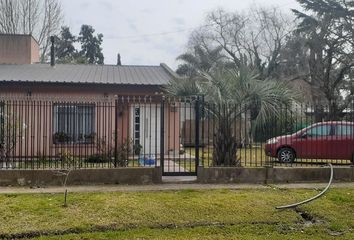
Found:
<box><xmin>0</xmin><ymin>84</ymin><xmax>181</xmax><ymax>159</ymax></box>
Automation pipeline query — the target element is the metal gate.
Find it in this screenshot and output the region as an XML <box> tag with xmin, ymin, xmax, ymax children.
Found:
<box><xmin>161</xmin><ymin>97</ymin><xmax>200</xmax><ymax>176</ymax></box>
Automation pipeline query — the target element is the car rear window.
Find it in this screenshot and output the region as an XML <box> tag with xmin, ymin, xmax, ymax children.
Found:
<box><xmin>335</xmin><ymin>125</ymin><xmax>354</xmax><ymax>136</ymax></box>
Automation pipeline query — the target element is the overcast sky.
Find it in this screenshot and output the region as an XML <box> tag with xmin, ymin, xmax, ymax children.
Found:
<box><xmin>60</xmin><ymin>0</ymin><xmax>300</xmax><ymax>69</ymax></box>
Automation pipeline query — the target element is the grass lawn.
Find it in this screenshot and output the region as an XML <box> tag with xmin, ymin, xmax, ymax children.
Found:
<box><xmin>179</xmin><ymin>147</ymin><xmax>272</xmax><ymax>171</ymax></box>
<box><xmin>0</xmin><ymin>188</ymin><xmax>354</xmax><ymax>239</ymax></box>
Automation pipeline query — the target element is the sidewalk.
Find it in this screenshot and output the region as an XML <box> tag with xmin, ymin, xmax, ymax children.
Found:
<box><xmin>1</xmin><ymin>182</ymin><xmax>354</xmax><ymax>194</ymax></box>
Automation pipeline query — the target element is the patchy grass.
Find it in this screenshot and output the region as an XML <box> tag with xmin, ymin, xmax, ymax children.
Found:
<box><xmin>0</xmin><ymin>188</ymin><xmax>353</xmax><ymax>239</ymax></box>
<box><xmin>183</xmin><ymin>147</ymin><xmax>271</xmax><ymax>169</ymax></box>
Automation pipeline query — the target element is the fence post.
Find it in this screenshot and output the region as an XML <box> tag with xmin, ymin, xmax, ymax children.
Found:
<box><xmin>201</xmin><ymin>95</ymin><xmax>205</xmax><ymax>168</ymax></box>
<box><xmin>352</xmin><ymin>99</ymin><xmax>354</xmax><ymax>167</ymax></box>
<box><xmin>114</xmin><ymin>99</ymin><xmax>118</xmax><ymax>168</ymax></box>
<box><xmin>160</xmin><ymin>96</ymin><xmax>165</xmax><ymax>172</ymax></box>
<box><xmin>195</xmin><ymin>96</ymin><xmax>200</xmax><ymax>174</ymax></box>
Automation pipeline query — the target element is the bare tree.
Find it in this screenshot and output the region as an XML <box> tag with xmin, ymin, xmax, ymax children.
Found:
<box><xmin>175</xmin><ymin>7</ymin><xmax>296</xmax><ymax>147</ymax></box>
<box><xmin>0</xmin><ymin>0</ymin><xmax>63</xmax><ymax>62</ymax></box>
<box><xmin>188</xmin><ymin>7</ymin><xmax>294</xmax><ymax>79</ymax></box>
<box><xmin>53</xmin><ymin>169</ymin><xmax>72</xmax><ymax>207</ymax></box>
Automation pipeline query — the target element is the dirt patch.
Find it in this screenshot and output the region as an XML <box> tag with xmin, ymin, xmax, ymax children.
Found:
<box><xmin>294</xmin><ymin>208</ymin><xmax>326</xmax><ymax>228</ymax></box>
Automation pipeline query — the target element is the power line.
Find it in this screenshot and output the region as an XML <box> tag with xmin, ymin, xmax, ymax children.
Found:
<box><xmin>108</xmin><ymin>0</ymin><xmax>297</xmax><ymax>41</ymax></box>
<box><xmin>109</xmin><ymin>24</ymin><xmax>215</xmax><ymax>40</ymax></box>
<box><xmin>110</xmin><ymin>28</ymin><xmax>194</xmax><ymax>40</ymax></box>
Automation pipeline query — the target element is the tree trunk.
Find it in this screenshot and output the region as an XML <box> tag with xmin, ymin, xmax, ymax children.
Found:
<box><xmin>212</xmin><ymin>116</ymin><xmax>239</xmax><ymax>166</ymax></box>
<box><xmin>326</xmin><ymin>101</ymin><xmax>342</xmax><ymax>121</ymax></box>
<box><xmin>313</xmin><ymin>103</ymin><xmax>325</xmax><ymax>122</ymax></box>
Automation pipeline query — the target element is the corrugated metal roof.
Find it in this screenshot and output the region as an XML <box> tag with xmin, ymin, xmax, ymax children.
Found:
<box><xmin>0</xmin><ymin>63</ymin><xmax>175</xmax><ymax>85</ymax></box>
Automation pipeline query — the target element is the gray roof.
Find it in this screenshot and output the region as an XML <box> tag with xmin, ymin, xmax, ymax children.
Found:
<box><xmin>0</xmin><ymin>63</ymin><xmax>176</xmax><ymax>85</ymax></box>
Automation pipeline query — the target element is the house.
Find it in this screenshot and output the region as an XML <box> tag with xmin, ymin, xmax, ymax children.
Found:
<box><xmin>0</xmin><ymin>34</ymin><xmax>183</xmax><ymax>164</ymax></box>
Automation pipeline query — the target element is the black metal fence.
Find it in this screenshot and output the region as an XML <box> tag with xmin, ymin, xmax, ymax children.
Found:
<box><xmin>0</xmin><ymin>96</ymin><xmax>353</xmax><ymax>173</ymax></box>
<box><xmin>199</xmin><ymin>101</ymin><xmax>354</xmax><ymax>168</ymax></box>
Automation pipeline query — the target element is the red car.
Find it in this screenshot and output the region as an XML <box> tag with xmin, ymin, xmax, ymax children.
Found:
<box><xmin>265</xmin><ymin>121</ymin><xmax>354</xmax><ymax>163</ymax></box>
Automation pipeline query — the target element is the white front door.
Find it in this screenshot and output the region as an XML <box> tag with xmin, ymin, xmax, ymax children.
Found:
<box><xmin>131</xmin><ymin>104</ymin><xmax>161</xmax><ymax>155</ymax></box>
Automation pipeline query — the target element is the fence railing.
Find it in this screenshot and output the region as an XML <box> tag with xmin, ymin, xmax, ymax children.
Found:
<box><xmin>0</xmin><ymin>96</ymin><xmax>353</xmax><ymax>171</ymax></box>
<box><xmin>199</xmin><ymin>101</ymin><xmax>354</xmax><ymax>168</ymax></box>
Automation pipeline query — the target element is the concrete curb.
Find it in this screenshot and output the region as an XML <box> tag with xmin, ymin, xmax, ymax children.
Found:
<box><xmin>197</xmin><ymin>166</ymin><xmax>354</xmax><ymax>184</ymax></box>
<box><xmin>0</xmin><ymin>167</ymin><xmax>162</xmax><ymax>186</ymax></box>
<box><xmin>1</xmin><ymin>166</ymin><xmax>353</xmax><ymax>187</ymax></box>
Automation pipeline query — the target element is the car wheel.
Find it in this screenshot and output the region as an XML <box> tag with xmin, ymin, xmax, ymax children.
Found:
<box><xmin>352</xmin><ymin>153</ymin><xmax>354</xmax><ymax>165</ymax></box>
<box><xmin>278</xmin><ymin>148</ymin><xmax>295</xmax><ymax>163</ymax></box>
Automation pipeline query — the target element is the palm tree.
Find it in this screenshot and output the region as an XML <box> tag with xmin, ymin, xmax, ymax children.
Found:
<box><xmin>165</xmin><ymin>66</ymin><xmax>297</xmax><ymax>166</ymax></box>
<box><xmin>176</xmin><ymin>46</ymin><xmax>225</xmax><ymax>77</ymax></box>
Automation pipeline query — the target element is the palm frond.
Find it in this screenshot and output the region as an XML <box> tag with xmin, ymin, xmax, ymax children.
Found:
<box><xmin>166</xmin><ymin>65</ymin><xmax>298</xmax><ymax>126</ymax></box>
<box><xmin>163</xmin><ymin>77</ymin><xmax>200</xmax><ymax>97</ymax></box>
<box><xmin>176</xmin><ymin>53</ymin><xmax>199</xmax><ymax>68</ymax></box>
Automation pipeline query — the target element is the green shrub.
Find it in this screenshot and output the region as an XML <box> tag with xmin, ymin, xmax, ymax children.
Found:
<box><xmin>85</xmin><ymin>154</ymin><xmax>111</xmax><ymax>163</ymax></box>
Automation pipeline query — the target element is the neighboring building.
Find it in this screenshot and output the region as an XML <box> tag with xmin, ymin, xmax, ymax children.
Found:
<box><xmin>0</xmin><ymin>34</ymin><xmax>39</xmax><ymax>64</ymax></box>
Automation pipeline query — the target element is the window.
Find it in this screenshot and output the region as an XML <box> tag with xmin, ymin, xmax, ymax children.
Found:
<box><xmin>306</xmin><ymin>125</ymin><xmax>331</xmax><ymax>136</ymax></box>
<box><xmin>335</xmin><ymin>125</ymin><xmax>354</xmax><ymax>136</ymax></box>
<box><xmin>53</xmin><ymin>104</ymin><xmax>95</xmax><ymax>143</ymax></box>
